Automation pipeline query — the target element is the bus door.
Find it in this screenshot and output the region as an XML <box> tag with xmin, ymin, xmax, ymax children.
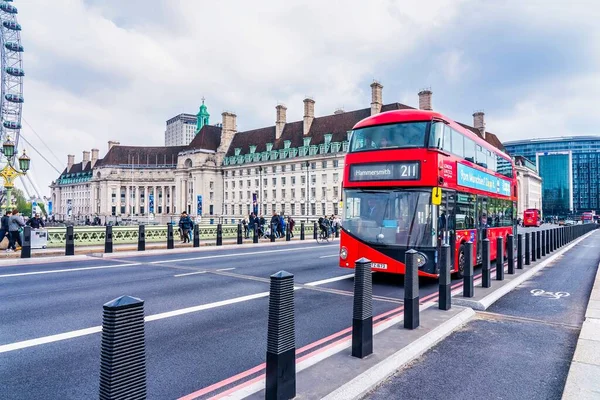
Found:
<box><xmin>476</xmin><ymin>196</ymin><xmax>488</xmax><ymax>264</ymax></box>
<box><xmin>437</xmin><ymin>190</ymin><xmax>455</xmax><ymax>271</ymax></box>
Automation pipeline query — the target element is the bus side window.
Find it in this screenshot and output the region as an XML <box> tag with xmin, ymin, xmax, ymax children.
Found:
<box><xmin>464</xmin><ymin>138</ymin><xmax>476</xmax><ymax>163</ymax></box>
<box><xmin>443</xmin><ymin>125</ymin><xmax>452</xmax><ymax>153</ymax></box>
<box><xmin>451</xmin><ymin>128</ymin><xmax>464</xmax><ymax>158</ymax></box>
<box><xmin>429</xmin><ymin>122</ymin><xmax>444</xmax><ymax>149</ymax></box>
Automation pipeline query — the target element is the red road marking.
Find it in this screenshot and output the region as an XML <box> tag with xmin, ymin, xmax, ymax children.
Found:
<box><xmin>179</xmin><ymin>266</ymin><xmax>505</xmax><ymax>399</ymax></box>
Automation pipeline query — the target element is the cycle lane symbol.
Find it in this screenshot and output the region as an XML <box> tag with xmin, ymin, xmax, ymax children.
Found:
<box><xmin>530</xmin><ymin>289</ymin><xmax>571</xmax><ymax>300</ymax></box>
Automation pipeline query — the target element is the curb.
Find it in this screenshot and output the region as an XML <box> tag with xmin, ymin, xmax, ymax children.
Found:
<box><xmin>453</xmin><ymin>229</ymin><xmax>598</xmax><ymax>311</ymax></box>
<box><xmin>322</xmin><ymin>308</ymin><xmax>476</xmax><ymax>400</ymax></box>
<box><xmin>562</xmin><ymin>260</ymin><xmax>600</xmax><ymax>399</ymax></box>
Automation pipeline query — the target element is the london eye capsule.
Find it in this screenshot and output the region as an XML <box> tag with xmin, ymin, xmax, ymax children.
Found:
<box><xmin>0</xmin><ymin>3</ymin><xmax>17</xmax><ymax>14</ymax></box>
<box><xmin>5</xmin><ymin>67</ymin><xmax>24</xmax><ymax>76</ymax></box>
<box><xmin>4</xmin><ymin>42</ymin><xmax>23</xmax><ymax>52</ymax></box>
<box><xmin>3</xmin><ymin>121</ymin><xmax>21</xmax><ymax>129</ymax></box>
<box><xmin>5</xmin><ymin>93</ymin><xmax>24</xmax><ymax>103</ymax></box>
<box><xmin>2</xmin><ymin>21</ymin><xmax>21</xmax><ymax>31</ymax></box>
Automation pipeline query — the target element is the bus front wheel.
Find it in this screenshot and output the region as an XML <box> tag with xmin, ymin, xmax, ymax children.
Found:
<box><xmin>456</xmin><ymin>244</ymin><xmax>466</xmax><ymax>278</ymax></box>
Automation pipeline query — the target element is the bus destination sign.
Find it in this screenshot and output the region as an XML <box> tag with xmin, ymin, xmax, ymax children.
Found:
<box><xmin>350</xmin><ymin>161</ymin><xmax>420</xmax><ymax>182</ymax></box>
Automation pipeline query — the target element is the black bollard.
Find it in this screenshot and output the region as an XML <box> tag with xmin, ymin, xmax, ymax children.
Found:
<box><xmin>265</xmin><ymin>271</ymin><xmax>296</xmax><ymax>400</ymax></box>
<box><xmin>352</xmin><ymin>258</ymin><xmax>373</xmax><ymax>358</ymax></box>
<box><xmin>507</xmin><ymin>234</ymin><xmax>515</xmax><ymax>274</ymax></box>
<box><xmin>271</xmin><ymin>223</ymin><xmax>276</xmax><ymax>242</ymax></box>
<box><xmin>536</xmin><ymin>231</ymin><xmax>541</xmax><ymax>259</ymax></box>
<box><xmin>65</xmin><ymin>225</ymin><xmax>75</xmax><ymax>256</ymax></box>
<box><xmin>482</xmin><ymin>238</ymin><xmax>491</xmax><ymax>288</ymax></box>
<box><xmin>546</xmin><ymin>229</ymin><xmax>550</xmax><ymax>254</ymax></box>
<box><xmin>193</xmin><ymin>224</ymin><xmax>200</xmax><ymax>248</ymax></box>
<box><xmin>253</xmin><ymin>223</ymin><xmax>259</xmax><ymax>244</ymax></box>
<box><xmin>525</xmin><ymin>232</ymin><xmax>531</xmax><ymax>265</ymax></box>
<box><xmin>439</xmin><ymin>244</ymin><xmax>451</xmax><ymax>310</ymax></box>
<box><xmin>216</xmin><ymin>224</ymin><xmax>223</xmax><ymax>246</ymax></box>
<box><xmin>99</xmin><ymin>295</ymin><xmax>147</xmax><ymax>400</ymax></box>
<box><xmin>167</xmin><ymin>223</ymin><xmax>174</xmax><ymax>249</ymax></box>
<box><xmin>138</xmin><ymin>225</ymin><xmax>145</xmax><ymax>251</ymax></box>
<box><xmin>463</xmin><ymin>241</ymin><xmax>474</xmax><ymax>297</ymax></box>
<box><xmin>313</xmin><ymin>222</ymin><xmax>318</xmax><ymax>240</ymax></box>
<box><xmin>237</xmin><ymin>223</ymin><xmax>243</xmax><ymax>245</ymax></box>
<box><xmin>286</xmin><ymin>225</ymin><xmax>291</xmax><ymax>242</ymax></box>
<box><xmin>496</xmin><ymin>236</ymin><xmax>504</xmax><ymax>281</ymax></box>
<box><xmin>531</xmin><ymin>232</ymin><xmax>537</xmax><ymax>262</ymax></box>
<box><xmin>21</xmin><ymin>226</ymin><xmax>31</xmax><ymax>259</ymax></box>
<box><xmin>404</xmin><ymin>250</ymin><xmax>420</xmax><ymax>329</ymax></box>
<box><xmin>105</xmin><ymin>225</ymin><xmax>113</xmax><ymax>254</ymax></box>
<box><xmin>300</xmin><ymin>222</ymin><xmax>305</xmax><ymax>241</ymax></box>
<box><xmin>335</xmin><ymin>223</ymin><xmax>340</xmax><ymax>238</ymax></box>
<box><xmin>517</xmin><ymin>233</ymin><xmax>523</xmax><ymax>269</ymax></box>
<box><xmin>541</xmin><ymin>230</ymin><xmax>546</xmax><ymax>257</ymax></box>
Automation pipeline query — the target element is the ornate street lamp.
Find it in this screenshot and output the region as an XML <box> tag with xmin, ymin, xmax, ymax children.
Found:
<box><xmin>3</xmin><ymin>136</ymin><xmax>15</xmax><ymax>159</ymax></box>
<box><xmin>0</xmin><ymin>137</ymin><xmax>31</xmax><ymax>212</ymax></box>
<box><xmin>18</xmin><ymin>149</ymin><xmax>30</xmax><ymax>172</ymax></box>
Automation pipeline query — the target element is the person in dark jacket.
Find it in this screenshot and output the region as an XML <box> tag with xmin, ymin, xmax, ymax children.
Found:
<box><xmin>27</xmin><ymin>214</ymin><xmax>45</xmax><ymax>229</ymax></box>
<box><xmin>0</xmin><ymin>210</ymin><xmax>11</xmax><ymax>245</ymax></box>
<box><xmin>8</xmin><ymin>209</ymin><xmax>25</xmax><ymax>251</ymax></box>
<box><xmin>270</xmin><ymin>213</ymin><xmax>280</xmax><ymax>239</ymax></box>
<box><xmin>287</xmin><ymin>216</ymin><xmax>295</xmax><ymax>238</ymax></box>
<box><xmin>278</xmin><ymin>214</ymin><xmax>285</xmax><ymax>238</ymax></box>
<box><xmin>178</xmin><ymin>212</ymin><xmax>193</xmax><ymax>243</ymax></box>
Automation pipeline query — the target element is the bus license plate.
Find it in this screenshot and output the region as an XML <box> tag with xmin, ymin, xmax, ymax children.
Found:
<box><xmin>372</xmin><ymin>263</ymin><xmax>388</xmax><ymax>270</ymax></box>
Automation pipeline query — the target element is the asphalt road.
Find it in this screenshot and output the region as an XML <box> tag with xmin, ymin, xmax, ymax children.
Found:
<box><xmin>0</xmin><ymin>226</ymin><xmax>565</xmax><ymax>400</ymax></box>
<box><xmin>368</xmin><ymin>230</ymin><xmax>600</xmax><ymax>400</ymax></box>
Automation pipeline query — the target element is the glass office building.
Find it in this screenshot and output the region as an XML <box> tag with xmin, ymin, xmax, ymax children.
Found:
<box><xmin>504</xmin><ymin>136</ymin><xmax>600</xmax><ymax>215</ymax></box>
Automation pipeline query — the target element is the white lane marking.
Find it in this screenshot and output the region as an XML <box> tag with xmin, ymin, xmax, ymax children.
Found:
<box><xmin>0</xmin><ymin>263</ymin><xmax>142</xmax><ymax>279</ymax></box>
<box><xmin>0</xmin><ymin>270</ymin><xmax>343</xmax><ymax>353</ymax></box>
<box><xmin>174</xmin><ymin>271</ymin><xmax>207</xmax><ymax>277</ymax></box>
<box><xmin>319</xmin><ymin>255</ymin><xmax>339</xmax><ymax>259</ymax></box>
<box><xmin>216</xmin><ymin>268</ymin><xmax>236</xmax><ymax>271</ymax></box>
<box><xmin>305</xmin><ymin>273</ymin><xmax>354</xmax><ymax>287</ymax></box>
<box><xmin>0</xmin><ymin>326</ymin><xmax>102</xmax><ymax>353</ymax></box>
<box><xmin>148</xmin><ymin>245</ymin><xmax>328</xmax><ymax>265</ymax></box>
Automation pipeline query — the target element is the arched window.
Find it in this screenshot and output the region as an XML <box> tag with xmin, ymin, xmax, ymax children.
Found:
<box><xmin>184</xmin><ymin>158</ymin><xmax>193</xmax><ymax>168</ymax></box>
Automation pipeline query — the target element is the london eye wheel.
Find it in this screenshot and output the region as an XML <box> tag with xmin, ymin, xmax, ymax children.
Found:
<box><xmin>0</xmin><ymin>0</ymin><xmax>23</xmax><ymax>152</ymax></box>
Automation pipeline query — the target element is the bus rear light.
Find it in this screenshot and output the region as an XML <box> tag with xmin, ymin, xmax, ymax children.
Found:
<box><xmin>340</xmin><ymin>247</ymin><xmax>348</xmax><ymax>260</ymax></box>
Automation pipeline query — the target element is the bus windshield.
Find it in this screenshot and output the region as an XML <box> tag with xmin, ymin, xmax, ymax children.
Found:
<box><xmin>349</xmin><ymin>122</ymin><xmax>429</xmax><ymax>152</ymax></box>
<box><xmin>343</xmin><ymin>189</ymin><xmax>437</xmax><ymax>247</ymax></box>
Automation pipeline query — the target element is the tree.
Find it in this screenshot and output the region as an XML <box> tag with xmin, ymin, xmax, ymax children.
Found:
<box><xmin>12</xmin><ymin>188</ymin><xmax>32</xmax><ymax>217</ymax></box>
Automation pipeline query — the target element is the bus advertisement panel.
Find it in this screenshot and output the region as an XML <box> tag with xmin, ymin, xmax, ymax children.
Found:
<box><xmin>340</xmin><ymin>109</ymin><xmax>518</xmax><ymax>278</ymax></box>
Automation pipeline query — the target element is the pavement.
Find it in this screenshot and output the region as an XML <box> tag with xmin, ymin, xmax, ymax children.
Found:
<box><xmin>366</xmin><ymin>229</ymin><xmax>600</xmax><ymax>400</ymax></box>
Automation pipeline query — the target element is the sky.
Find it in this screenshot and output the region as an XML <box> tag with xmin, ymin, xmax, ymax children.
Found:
<box><xmin>11</xmin><ymin>0</ymin><xmax>600</xmax><ymax>197</ymax></box>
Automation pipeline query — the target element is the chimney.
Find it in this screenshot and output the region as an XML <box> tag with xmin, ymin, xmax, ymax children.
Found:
<box><xmin>108</xmin><ymin>140</ymin><xmax>120</xmax><ymax>151</ymax></box>
<box><xmin>216</xmin><ymin>111</ymin><xmax>237</xmax><ymax>161</ymax></box>
<box><xmin>82</xmin><ymin>151</ymin><xmax>90</xmax><ymax>168</ymax></box>
<box><xmin>418</xmin><ymin>89</ymin><xmax>433</xmax><ymax>111</ymax></box>
<box><xmin>334</xmin><ymin>107</ymin><xmax>344</xmax><ymax>115</ymax></box>
<box><xmin>370</xmin><ymin>81</ymin><xmax>383</xmax><ymax>115</ymax></box>
<box><xmin>275</xmin><ymin>104</ymin><xmax>287</xmax><ymax>140</ymax></box>
<box><xmin>473</xmin><ymin>111</ymin><xmax>486</xmax><ymax>139</ymax></box>
<box><xmin>91</xmin><ymin>148</ymin><xmax>99</xmax><ymax>167</ymax></box>
<box><xmin>67</xmin><ymin>154</ymin><xmax>75</xmax><ymax>172</ymax></box>
<box><xmin>303</xmin><ymin>98</ymin><xmax>315</xmax><ymax>136</ymax></box>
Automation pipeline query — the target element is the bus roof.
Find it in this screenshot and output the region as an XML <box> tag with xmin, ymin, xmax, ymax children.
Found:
<box><xmin>353</xmin><ymin>109</ymin><xmax>511</xmax><ymax>161</ymax></box>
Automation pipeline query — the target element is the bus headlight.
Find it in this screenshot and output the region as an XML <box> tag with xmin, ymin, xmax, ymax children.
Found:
<box><xmin>415</xmin><ymin>252</ymin><xmax>427</xmax><ymax>268</ymax></box>
<box><xmin>340</xmin><ymin>247</ymin><xmax>348</xmax><ymax>260</ymax></box>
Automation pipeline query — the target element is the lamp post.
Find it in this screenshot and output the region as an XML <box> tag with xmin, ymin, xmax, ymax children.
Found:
<box><xmin>0</xmin><ymin>136</ymin><xmax>30</xmax><ymax>212</ymax></box>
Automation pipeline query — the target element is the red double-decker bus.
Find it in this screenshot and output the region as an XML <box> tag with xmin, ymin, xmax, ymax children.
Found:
<box><xmin>523</xmin><ymin>209</ymin><xmax>541</xmax><ymax>227</ymax></box>
<box><xmin>339</xmin><ymin>109</ymin><xmax>518</xmax><ymax>278</ymax></box>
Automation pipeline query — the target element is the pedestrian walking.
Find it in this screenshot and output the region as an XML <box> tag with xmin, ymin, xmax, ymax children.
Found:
<box><xmin>288</xmin><ymin>216</ymin><xmax>295</xmax><ymax>238</ymax></box>
<box><xmin>0</xmin><ymin>210</ymin><xmax>11</xmax><ymax>249</ymax></box>
<box><xmin>178</xmin><ymin>212</ymin><xmax>192</xmax><ymax>243</ymax></box>
<box><xmin>278</xmin><ymin>213</ymin><xmax>285</xmax><ymax>238</ymax></box>
<box><xmin>8</xmin><ymin>208</ymin><xmax>25</xmax><ymax>252</ymax></box>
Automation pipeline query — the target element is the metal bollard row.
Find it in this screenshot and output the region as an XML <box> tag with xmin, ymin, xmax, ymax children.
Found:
<box><xmin>352</xmin><ymin>258</ymin><xmax>373</xmax><ymax>358</ymax></box>
<box><xmin>496</xmin><ymin>236</ymin><xmax>504</xmax><ymax>281</ymax></box>
<box><xmin>463</xmin><ymin>241</ymin><xmax>474</xmax><ymax>298</ymax></box>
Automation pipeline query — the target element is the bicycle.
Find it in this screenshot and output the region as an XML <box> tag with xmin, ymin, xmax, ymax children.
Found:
<box><xmin>316</xmin><ymin>227</ymin><xmax>331</xmax><ymax>244</ymax></box>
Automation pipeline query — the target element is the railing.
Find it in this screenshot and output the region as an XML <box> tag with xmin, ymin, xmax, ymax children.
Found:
<box><xmin>44</xmin><ymin>223</ymin><xmax>317</xmax><ymax>248</ymax></box>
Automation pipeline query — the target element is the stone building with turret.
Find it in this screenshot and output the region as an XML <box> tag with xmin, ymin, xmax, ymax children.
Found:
<box><xmin>50</xmin><ymin>83</ymin><xmax>507</xmax><ymax>223</ymax></box>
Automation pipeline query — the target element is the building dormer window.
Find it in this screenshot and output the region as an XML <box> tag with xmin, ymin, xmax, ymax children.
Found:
<box><xmin>324</xmin><ymin>133</ymin><xmax>332</xmax><ymax>145</ymax></box>
<box><xmin>284</xmin><ymin>140</ymin><xmax>291</xmax><ymax>149</ymax></box>
<box><xmin>303</xmin><ymin>137</ymin><xmax>311</xmax><ymax>147</ymax></box>
<box><xmin>266</xmin><ymin>143</ymin><xmax>273</xmax><ymax>152</ymax></box>
<box><xmin>234</xmin><ymin>148</ymin><xmax>242</xmax><ymax>156</ymax></box>
<box><xmin>249</xmin><ymin>145</ymin><xmax>257</xmax><ymax>154</ymax></box>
